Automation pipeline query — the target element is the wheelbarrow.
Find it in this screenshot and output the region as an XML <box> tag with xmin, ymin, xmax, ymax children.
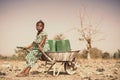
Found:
<box><xmin>16</xmin><ymin>47</ymin><xmax>79</xmax><ymax>76</ymax></box>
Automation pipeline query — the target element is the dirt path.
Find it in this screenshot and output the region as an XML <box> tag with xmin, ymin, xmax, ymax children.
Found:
<box><xmin>0</xmin><ymin>59</ymin><xmax>120</xmax><ymax>80</ymax></box>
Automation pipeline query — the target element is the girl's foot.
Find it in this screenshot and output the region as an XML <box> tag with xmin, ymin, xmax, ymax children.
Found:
<box><xmin>16</xmin><ymin>73</ymin><xmax>29</xmax><ymax>77</ymax></box>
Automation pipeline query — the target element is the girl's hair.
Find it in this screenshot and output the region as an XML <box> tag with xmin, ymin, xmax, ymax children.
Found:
<box><xmin>36</xmin><ymin>20</ymin><xmax>45</xmax><ymax>35</ymax></box>
<box><xmin>36</xmin><ymin>20</ymin><xmax>44</xmax><ymax>28</ymax></box>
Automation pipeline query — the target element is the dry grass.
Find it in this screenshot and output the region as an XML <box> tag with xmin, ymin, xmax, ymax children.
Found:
<box><xmin>0</xmin><ymin>59</ymin><xmax>120</xmax><ymax>80</ymax></box>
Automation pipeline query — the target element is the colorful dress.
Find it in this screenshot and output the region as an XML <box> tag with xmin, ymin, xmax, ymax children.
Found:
<box><xmin>25</xmin><ymin>31</ymin><xmax>50</xmax><ymax>67</ymax></box>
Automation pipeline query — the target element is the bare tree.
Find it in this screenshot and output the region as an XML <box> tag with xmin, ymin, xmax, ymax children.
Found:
<box><xmin>78</xmin><ymin>8</ymin><xmax>104</xmax><ymax>59</ymax></box>
<box><xmin>54</xmin><ymin>33</ymin><xmax>65</xmax><ymax>40</ymax></box>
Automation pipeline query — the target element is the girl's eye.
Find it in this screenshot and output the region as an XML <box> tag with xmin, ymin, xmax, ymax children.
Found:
<box><xmin>37</xmin><ymin>25</ymin><xmax>42</xmax><ymax>27</ymax></box>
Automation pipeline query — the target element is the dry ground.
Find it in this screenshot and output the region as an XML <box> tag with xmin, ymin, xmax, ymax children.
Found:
<box><xmin>0</xmin><ymin>59</ymin><xmax>120</xmax><ymax>80</ymax></box>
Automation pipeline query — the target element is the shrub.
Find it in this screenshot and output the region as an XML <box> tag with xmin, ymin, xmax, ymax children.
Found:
<box><xmin>89</xmin><ymin>47</ymin><xmax>103</xmax><ymax>59</ymax></box>
<box><xmin>73</xmin><ymin>50</ymin><xmax>87</xmax><ymax>59</ymax></box>
<box><xmin>113</xmin><ymin>49</ymin><xmax>120</xmax><ymax>59</ymax></box>
<box><xmin>75</xmin><ymin>48</ymin><xmax>103</xmax><ymax>59</ymax></box>
<box><xmin>81</xmin><ymin>49</ymin><xmax>88</xmax><ymax>59</ymax></box>
<box><xmin>102</xmin><ymin>52</ymin><xmax>110</xmax><ymax>59</ymax></box>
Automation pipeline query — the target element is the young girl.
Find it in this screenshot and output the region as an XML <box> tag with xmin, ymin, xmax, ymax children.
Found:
<box><xmin>16</xmin><ymin>20</ymin><xmax>50</xmax><ymax>77</ymax></box>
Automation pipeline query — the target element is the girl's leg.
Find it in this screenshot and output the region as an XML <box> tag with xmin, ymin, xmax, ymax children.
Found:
<box><xmin>24</xmin><ymin>67</ymin><xmax>31</xmax><ymax>75</ymax></box>
<box><xmin>16</xmin><ymin>50</ymin><xmax>38</xmax><ymax>77</ymax></box>
<box><xmin>16</xmin><ymin>67</ymin><xmax>31</xmax><ymax>77</ymax></box>
<box><xmin>16</xmin><ymin>67</ymin><xmax>28</xmax><ymax>77</ymax></box>
<box><xmin>20</xmin><ymin>67</ymin><xmax>29</xmax><ymax>74</ymax></box>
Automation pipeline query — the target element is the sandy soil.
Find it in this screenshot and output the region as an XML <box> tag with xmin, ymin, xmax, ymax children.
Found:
<box><xmin>0</xmin><ymin>59</ymin><xmax>120</xmax><ymax>80</ymax></box>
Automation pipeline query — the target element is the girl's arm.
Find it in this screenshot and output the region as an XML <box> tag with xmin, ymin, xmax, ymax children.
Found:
<box><xmin>38</xmin><ymin>35</ymin><xmax>46</xmax><ymax>51</ymax></box>
<box><xmin>24</xmin><ymin>43</ymin><xmax>33</xmax><ymax>49</ymax></box>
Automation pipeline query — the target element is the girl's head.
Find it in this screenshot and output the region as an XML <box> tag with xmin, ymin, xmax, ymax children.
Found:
<box><xmin>36</xmin><ymin>20</ymin><xmax>44</xmax><ymax>32</ymax></box>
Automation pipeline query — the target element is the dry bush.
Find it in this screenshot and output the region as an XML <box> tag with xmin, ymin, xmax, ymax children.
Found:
<box><xmin>89</xmin><ymin>48</ymin><xmax>103</xmax><ymax>59</ymax></box>
<box><xmin>102</xmin><ymin>52</ymin><xmax>110</xmax><ymax>59</ymax></box>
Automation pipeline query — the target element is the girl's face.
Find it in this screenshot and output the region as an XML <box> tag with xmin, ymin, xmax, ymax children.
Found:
<box><xmin>36</xmin><ymin>23</ymin><xmax>43</xmax><ymax>31</ymax></box>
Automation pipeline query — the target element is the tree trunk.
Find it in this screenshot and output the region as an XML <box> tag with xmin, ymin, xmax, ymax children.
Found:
<box><xmin>87</xmin><ymin>49</ymin><xmax>91</xmax><ymax>60</ymax></box>
<box><xmin>87</xmin><ymin>41</ymin><xmax>92</xmax><ymax>60</ymax></box>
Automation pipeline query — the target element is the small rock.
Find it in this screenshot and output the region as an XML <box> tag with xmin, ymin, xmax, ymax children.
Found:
<box><xmin>83</xmin><ymin>76</ymin><xmax>92</xmax><ymax>80</ymax></box>
<box><xmin>96</xmin><ymin>68</ymin><xmax>105</xmax><ymax>72</ymax></box>
<box><xmin>31</xmin><ymin>71</ymin><xmax>41</xmax><ymax>75</ymax></box>
<box><xmin>9</xmin><ymin>69</ymin><xmax>12</xmax><ymax>71</ymax></box>
<box><xmin>14</xmin><ymin>68</ymin><xmax>21</xmax><ymax>72</ymax></box>
<box><xmin>0</xmin><ymin>72</ymin><xmax>6</xmax><ymax>76</ymax></box>
<box><xmin>106</xmin><ymin>74</ymin><xmax>118</xmax><ymax>80</ymax></box>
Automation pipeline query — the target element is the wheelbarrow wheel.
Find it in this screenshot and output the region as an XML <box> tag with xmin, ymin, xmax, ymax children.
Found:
<box><xmin>64</xmin><ymin>61</ymin><xmax>77</xmax><ymax>75</ymax></box>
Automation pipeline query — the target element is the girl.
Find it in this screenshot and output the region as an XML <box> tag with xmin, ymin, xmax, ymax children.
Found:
<box><xmin>16</xmin><ymin>20</ymin><xmax>50</xmax><ymax>77</ymax></box>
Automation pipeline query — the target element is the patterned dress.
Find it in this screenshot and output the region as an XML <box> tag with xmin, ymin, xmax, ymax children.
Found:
<box><xmin>25</xmin><ymin>31</ymin><xmax>50</xmax><ymax>67</ymax></box>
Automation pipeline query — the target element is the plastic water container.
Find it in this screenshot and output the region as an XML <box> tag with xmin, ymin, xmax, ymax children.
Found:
<box><xmin>56</xmin><ymin>39</ymin><xmax>71</xmax><ymax>52</ymax></box>
<box><xmin>48</xmin><ymin>40</ymin><xmax>56</xmax><ymax>52</ymax></box>
<box><xmin>48</xmin><ymin>39</ymin><xmax>71</xmax><ymax>52</ymax></box>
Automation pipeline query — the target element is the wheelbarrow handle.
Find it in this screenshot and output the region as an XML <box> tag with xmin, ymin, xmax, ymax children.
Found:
<box><xmin>41</xmin><ymin>50</ymin><xmax>54</xmax><ymax>62</ymax></box>
<box><xmin>16</xmin><ymin>46</ymin><xmax>29</xmax><ymax>53</ymax></box>
<box><xmin>16</xmin><ymin>46</ymin><xmax>25</xmax><ymax>49</ymax></box>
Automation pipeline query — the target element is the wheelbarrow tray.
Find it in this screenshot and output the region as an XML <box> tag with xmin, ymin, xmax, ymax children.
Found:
<box><xmin>41</xmin><ymin>50</ymin><xmax>79</xmax><ymax>62</ymax></box>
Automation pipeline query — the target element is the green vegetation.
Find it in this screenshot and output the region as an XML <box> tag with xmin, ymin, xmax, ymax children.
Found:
<box><xmin>102</xmin><ymin>52</ymin><xmax>110</xmax><ymax>59</ymax></box>
<box><xmin>0</xmin><ymin>48</ymin><xmax>27</xmax><ymax>61</ymax></box>
<box><xmin>74</xmin><ymin>48</ymin><xmax>103</xmax><ymax>59</ymax></box>
<box><xmin>113</xmin><ymin>49</ymin><xmax>120</xmax><ymax>59</ymax></box>
<box><xmin>0</xmin><ymin>48</ymin><xmax>120</xmax><ymax>60</ymax></box>
<box><xmin>0</xmin><ymin>54</ymin><xmax>26</xmax><ymax>61</ymax></box>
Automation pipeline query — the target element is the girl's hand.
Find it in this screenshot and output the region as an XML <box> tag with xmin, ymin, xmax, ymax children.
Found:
<box><xmin>38</xmin><ymin>45</ymin><xmax>43</xmax><ymax>51</ymax></box>
<box><xmin>24</xmin><ymin>46</ymin><xmax>29</xmax><ymax>49</ymax></box>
